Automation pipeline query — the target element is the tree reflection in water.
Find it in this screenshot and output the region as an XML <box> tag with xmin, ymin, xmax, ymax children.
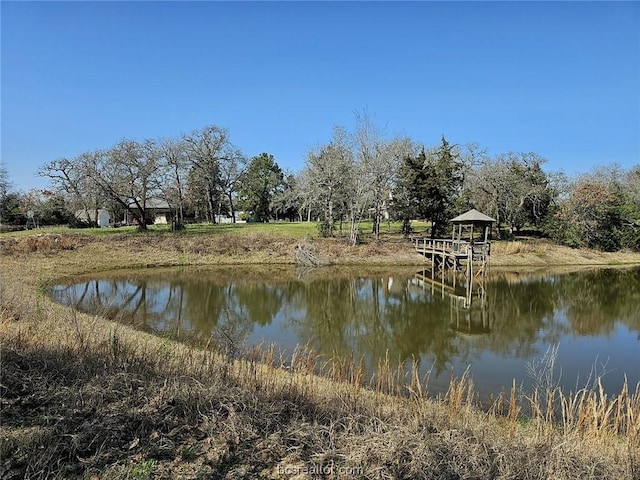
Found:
<box><xmin>49</xmin><ymin>266</ymin><xmax>640</xmax><ymax>396</ymax></box>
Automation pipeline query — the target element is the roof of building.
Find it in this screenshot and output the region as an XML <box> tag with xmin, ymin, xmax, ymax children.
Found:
<box><xmin>127</xmin><ymin>198</ymin><xmax>171</xmax><ymax>210</ymax></box>
<box><xmin>74</xmin><ymin>209</ymin><xmax>110</xmax><ymax>219</ymax></box>
<box><xmin>450</xmin><ymin>209</ymin><xmax>496</xmax><ymax>224</ymax></box>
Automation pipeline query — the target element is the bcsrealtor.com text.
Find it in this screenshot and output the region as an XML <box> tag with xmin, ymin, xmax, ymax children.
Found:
<box><xmin>277</xmin><ymin>463</ymin><xmax>364</xmax><ymax>476</ymax></box>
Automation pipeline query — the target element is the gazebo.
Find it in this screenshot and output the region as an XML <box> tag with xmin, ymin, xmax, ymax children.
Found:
<box><xmin>450</xmin><ymin>209</ymin><xmax>496</xmax><ymax>246</ymax></box>
<box><xmin>410</xmin><ymin>208</ymin><xmax>497</xmax><ymax>276</ymax></box>
<box><xmin>410</xmin><ymin>209</ymin><xmax>497</xmax><ymax>308</ymax></box>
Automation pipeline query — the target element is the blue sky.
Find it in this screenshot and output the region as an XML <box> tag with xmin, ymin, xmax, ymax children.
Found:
<box><xmin>2</xmin><ymin>1</ymin><xmax>639</xmax><ymax>191</ymax></box>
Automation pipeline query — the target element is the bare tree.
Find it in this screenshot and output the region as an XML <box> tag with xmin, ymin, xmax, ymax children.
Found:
<box><xmin>349</xmin><ymin>111</ymin><xmax>378</xmax><ymax>243</ymax></box>
<box><xmin>0</xmin><ymin>162</ymin><xmax>11</xmax><ymax>226</ymax></box>
<box><xmin>218</xmin><ymin>147</ymin><xmax>247</xmax><ymax>223</ymax></box>
<box><xmin>624</xmin><ymin>165</ymin><xmax>640</xmax><ymax>208</ymax></box>
<box><xmin>352</xmin><ymin>111</ymin><xmax>412</xmax><ymax>242</ymax></box>
<box><xmin>39</xmin><ymin>156</ymin><xmax>104</xmax><ymax>226</ymax></box>
<box><xmin>182</xmin><ymin>125</ymin><xmax>240</xmax><ymax>223</ymax></box>
<box><xmin>465</xmin><ymin>152</ymin><xmax>551</xmax><ymax>234</ymax></box>
<box><xmin>184</xmin><ymin>167</ymin><xmax>210</xmax><ymax>223</ymax></box>
<box><xmin>295</xmin><ymin>167</ymin><xmax>319</xmax><ymax>222</ymax></box>
<box><xmin>85</xmin><ymin>140</ymin><xmax>163</xmax><ymax>230</ymax></box>
<box><xmin>301</xmin><ymin>126</ymin><xmax>354</xmax><ymax>236</ymax></box>
<box><xmin>39</xmin><ymin>124</ymin><xmax>248</xmax><ymax>228</ymax></box>
<box><xmin>0</xmin><ymin>162</ymin><xmax>10</xmax><ymax>198</ymax></box>
<box><xmin>157</xmin><ymin>137</ymin><xmax>189</xmax><ymax>226</ymax></box>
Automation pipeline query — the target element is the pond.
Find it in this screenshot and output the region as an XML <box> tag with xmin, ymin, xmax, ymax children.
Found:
<box><xmin>49</xmin><ymin>265</ymin><xmax>640</xmax><ymax>399</ymax></box>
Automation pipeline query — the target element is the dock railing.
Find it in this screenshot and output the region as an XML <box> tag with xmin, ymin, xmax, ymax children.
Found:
<box><xmin>410</xmin><ymin>237</ymin><xmax>491</xmax><ymax>258</ymax></box>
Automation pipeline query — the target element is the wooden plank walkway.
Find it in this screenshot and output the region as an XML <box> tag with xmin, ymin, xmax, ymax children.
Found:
<box><xmin>409</xmin><ymin>237</ymin><xmax>491</xmax><ymax>279</ymax></box>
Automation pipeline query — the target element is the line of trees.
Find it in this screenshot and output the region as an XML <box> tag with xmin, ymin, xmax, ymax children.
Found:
<box><xmin>2</xmin><ymin>116</ymin><xmax>640</xmax><ymax>251</ymax></box>
<box><xmin>292</xmin><ymin>113</ymin><xmax>640</xmax><ymax>250</ymax></box>
<box><xmin>33</xmin><ymin>125</ymin><xmax>286</xmax><ymax>230</ymax></box>
<box><xmin>390</xmin><ymin>141</ymin><xmax>640</xmax><ymax>251</ymax></box>
<box><xmin>294</xmin><ymin>115</ymin><xmax>558</xmax><ymax>244</ymax></box>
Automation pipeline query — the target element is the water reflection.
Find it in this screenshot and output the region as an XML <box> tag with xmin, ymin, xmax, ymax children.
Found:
<box><xmin>50</xmin><ymin>266</ymin><xmax>640</xmax><ymax>397</ymax></box>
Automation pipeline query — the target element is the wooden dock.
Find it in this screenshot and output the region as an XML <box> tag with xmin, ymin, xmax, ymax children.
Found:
<box><xmin>407</xmin><ymin>209</ymin><xmax>496</xmax><ymax>311</ymax></box>
<box><xmin>409</xmin><ymin>237</ymin><xmax>491</xmax><ymax>277</ymax></box>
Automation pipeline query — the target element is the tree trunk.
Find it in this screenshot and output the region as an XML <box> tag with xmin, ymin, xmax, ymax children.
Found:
<box><xmin>373</xmin><ymin>206</ymin><xmax>381</xmax><ymax>240</ymax></box>
<box><xmin>349</xmin><ymin>208</ymin><xmax>362</xmax><ymax>246</ymax></box>
<box><xmin>92</xmin><ymin>201</ymin><xmax>99</xmax><ymax>228</ymax></box>
<box><xmin>206</xmin><ymin>185</ymin><xmax>216</xmax><ymax>224</ymax></box>
<box><xmin>349</xmin><ymin>222</ymin><xmax>359</xmax><ymax>245</ymax></box>
<box><xmin>227</xmin><ymin>192</ymin><xmax>236</xmax><ymax>223</ymax></box>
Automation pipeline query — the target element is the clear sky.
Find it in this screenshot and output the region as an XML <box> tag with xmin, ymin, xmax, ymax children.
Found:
<box><xmin>2</xmin><ymin>1</ymin><xmax>639</xmax><ymax>191</ymax></box>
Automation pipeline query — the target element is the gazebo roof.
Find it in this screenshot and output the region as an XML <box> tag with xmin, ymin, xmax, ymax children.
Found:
<box><xmin>450</xmin><ymin>209</ymin><xmax>496</xmax><ymax>224</ymax></box>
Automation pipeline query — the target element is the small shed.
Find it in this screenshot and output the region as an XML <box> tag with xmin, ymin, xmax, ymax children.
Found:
<box><xmin>450</xmin><ymin>209</ymin><xmax>496</xmax><ymax>244</ymax></box>
<box><xmin>75</xmin><ymin>209</ymin><xmax>111</xmax><ymax>228</ymax></box>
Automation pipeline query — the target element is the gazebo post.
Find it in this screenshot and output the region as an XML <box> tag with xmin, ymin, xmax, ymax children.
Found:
<box><xmin>448</xmin><ymin>208</ymin><xmax>496</xmax><ymax>286</ymax></box>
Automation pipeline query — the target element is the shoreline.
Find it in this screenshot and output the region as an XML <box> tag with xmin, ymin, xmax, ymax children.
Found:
<box><xmin>3</xmin><ymin>229</ymin><xmax>640</xmax><ymax>273</ymax></box>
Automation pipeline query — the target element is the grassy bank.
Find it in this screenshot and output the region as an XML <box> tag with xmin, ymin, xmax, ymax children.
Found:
<box><xmin>3</xmin><ymin>221</ymin><xmax>640</xmax><ymax>269</ymax></box>
<box><xmin>2</xmin><ymin>227</ymin><xmax>640</xmax><ymax>479</ymax></box>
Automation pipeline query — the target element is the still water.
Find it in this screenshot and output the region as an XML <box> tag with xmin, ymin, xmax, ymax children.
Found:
<box><xmin>49</xmin><ymin>266</ymin><xmax>640</xmax><ymax>398</ymax></box>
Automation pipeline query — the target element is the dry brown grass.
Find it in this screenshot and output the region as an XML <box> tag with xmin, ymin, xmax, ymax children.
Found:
<box><xmin>491</xmin><ymin>238</ymin><xmax>640</xmax><ymax>267</ymax></box>
<box><xmin>492</xmin><ymin>240</ymin><xmax>545</xmax><ymax>255</ymax></box>
<box><xmin>2</xmin><ymin>232</ymin><xmax>640</xmax><ymax>479</ymax></box>
<box><xmin>0</xmin><ymin>233</ymin><xmax>93</xmax><ymax>255</ymax></box>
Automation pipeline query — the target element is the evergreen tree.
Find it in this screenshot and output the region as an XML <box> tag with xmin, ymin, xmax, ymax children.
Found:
<box><xmin>392</xmin><ymin>149</ymin><xmax>429</xmax><ymax>235</ymax></box>
<box><xmin>393</xmin><ymin>137</ymin><xmax>464</xmax><ymax>238</ymax></box>
<box><xmin>239</xmin><ymin>153</ymin><xmax>284</xmax><ymax>222</ymax></box>
<box><xmin>0</xmin><ymin>192</ymin><xmax>26</xmax><ymax>226</ymax></box>
<box><xmin>423</xmin><ymin>136</ymin><xmax>464</xmax><ymax>237</ymax></box>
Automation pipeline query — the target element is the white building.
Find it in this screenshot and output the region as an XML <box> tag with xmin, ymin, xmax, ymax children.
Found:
<box><xmin>75</xmin><ymin>209</ymin><xmax>111</xmax><ymax>228</ymax></box>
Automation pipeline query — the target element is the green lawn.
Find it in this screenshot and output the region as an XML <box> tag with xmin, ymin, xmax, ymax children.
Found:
<box><xmin>2</xmin><ymin>225</ymin><xmax>136</xmax><ymax>237</ymax></box>
<box><xmin>0</xmin><ymin>222</ymin><xmax>316</xmax><ymax>238</ymax></box>
<box><xmin>1</xmin><ymin>219</ymin><xmax>432</xmax><ymax>239</ymax></box>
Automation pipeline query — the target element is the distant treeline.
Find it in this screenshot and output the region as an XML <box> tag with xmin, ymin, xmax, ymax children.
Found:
<box><xmin>1</xmin><ymin>115</ymin><xmax>639</xmax><ymax>251</ymax></box>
